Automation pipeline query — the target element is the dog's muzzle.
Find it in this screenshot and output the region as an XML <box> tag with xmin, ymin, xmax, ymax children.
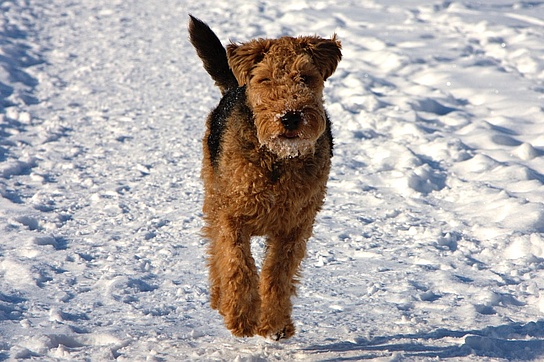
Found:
<box><xmin>280</xmin><ymin>111</ymin><xmax>302</xmax><ymax>132</ymax></box>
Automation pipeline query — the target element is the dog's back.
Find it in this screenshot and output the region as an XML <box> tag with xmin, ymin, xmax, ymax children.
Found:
<box><xmin>188</xmin><ymin>15</ymin><xmax>238</xmax><ymax>94</ymax></box>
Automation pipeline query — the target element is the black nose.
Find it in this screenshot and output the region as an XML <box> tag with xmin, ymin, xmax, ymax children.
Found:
<box><xmin>280</xmin><ymin>111</ymin><xmax>302</xmax><ymax>131</ymax></box>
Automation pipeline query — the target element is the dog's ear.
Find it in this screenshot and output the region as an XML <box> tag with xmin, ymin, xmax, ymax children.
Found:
<box><xmin>227</xmin><ymin>39</ymin><xmax>270</xmax><ymax>86</ymax></box>
<box><xmin>303</xmin><ymin>36</ymin><xmax>342</xmax><ymax>81</ymax></box>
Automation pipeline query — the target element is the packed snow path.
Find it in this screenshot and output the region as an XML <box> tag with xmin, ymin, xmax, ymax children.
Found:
<box><xmin>1</xmin><ymin>0</ymin><xmax>544</xmax><ymax>360</ymax></box>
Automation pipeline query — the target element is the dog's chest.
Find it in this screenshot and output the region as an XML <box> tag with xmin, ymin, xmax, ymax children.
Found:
<box><xmin>251</xmin><ymin>157</ymin><xmax>324</xmax><ymax>208</ymax></box>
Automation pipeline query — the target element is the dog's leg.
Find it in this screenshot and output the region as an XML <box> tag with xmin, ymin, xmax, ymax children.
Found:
<box><xmin>212</xmin><ymin>217</ymin><xmax>260</xmax><ymax>337</ymax></box>
<box><xmin>257</xmin><ymin>227</ymin><xmax>310</xmax><ymax>340</ymax></box>
<box><xmin>207</xmin><ymin>240</ymin><xmax>222</xmax><ymax>310</ymax></box>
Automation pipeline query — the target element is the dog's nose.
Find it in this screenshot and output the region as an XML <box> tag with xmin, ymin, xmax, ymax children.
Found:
<box><xmin>280</xmin><ymin>111</ymin><xmax>302</xmax><ymax>131</ymax></box>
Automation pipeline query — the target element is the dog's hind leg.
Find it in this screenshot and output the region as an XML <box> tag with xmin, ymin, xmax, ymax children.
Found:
<box><xmin>207</xmin><ymin>239</ymin><xmax>222</xmax><ymax>310</ymax></box>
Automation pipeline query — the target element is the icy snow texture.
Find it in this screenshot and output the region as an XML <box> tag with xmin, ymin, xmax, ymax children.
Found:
<box><xmin>1</xmin><ymin>0</ymin><xmax>544</xmax><ymax>360</ymax></box>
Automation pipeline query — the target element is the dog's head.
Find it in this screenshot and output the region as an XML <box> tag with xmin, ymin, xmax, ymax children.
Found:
<box><xmin>227</xmin><ymin>35</ymin><xmax>341</xmax><ymax>158</ymax></box>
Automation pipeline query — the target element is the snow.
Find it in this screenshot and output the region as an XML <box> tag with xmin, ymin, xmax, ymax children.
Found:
<box><xmin>1</xmin><ymin>0</ymin><xmax>544</xmax><ymax>360</ymax></box>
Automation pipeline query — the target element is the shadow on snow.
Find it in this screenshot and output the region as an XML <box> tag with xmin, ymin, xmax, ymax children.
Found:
<box><xmin>305</xmin><ymin>320</ymin><xmax>544</xmax><ymax>361</ymax></box>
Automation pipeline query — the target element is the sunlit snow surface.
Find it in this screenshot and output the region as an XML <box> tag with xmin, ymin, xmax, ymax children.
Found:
<box><xmin>1</xmin><ymin>0</ymin><xmax>544</xmax><ymax>360</ymax></box>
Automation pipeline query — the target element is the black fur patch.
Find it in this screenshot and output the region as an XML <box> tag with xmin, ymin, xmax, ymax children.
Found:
<box><xmin>325</xmin><ymin>113</ymin><xmax>334</xmax><ymax>157</ymax></box>
<box><xmin>208</xmin><ymin>86</ymin><xmax>247</xmax><ymax>167</ymax></box>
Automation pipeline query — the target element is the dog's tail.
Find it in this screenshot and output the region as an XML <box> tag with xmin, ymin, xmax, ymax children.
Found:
<box><xmin>189</xmin><ymin>15</ymin><xmax>239</xmax><ymax>94</ymax></box>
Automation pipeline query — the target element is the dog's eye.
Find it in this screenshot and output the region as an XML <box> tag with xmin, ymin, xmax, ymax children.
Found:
<box><xmin>300</xmin><ymin>75</ymin><xmax>314</xmax><ymax>85</ymax></box>
<box><xmin>257</xmin><ymin>77</ymin><xmax>271</xmax><ymax>84</ymax></box>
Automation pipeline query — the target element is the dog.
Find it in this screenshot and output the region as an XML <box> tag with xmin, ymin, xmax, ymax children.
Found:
<box><xmin>188</xmin><ymin>15</ymin><xmax>341</xmax><ymax>340</ymax></box>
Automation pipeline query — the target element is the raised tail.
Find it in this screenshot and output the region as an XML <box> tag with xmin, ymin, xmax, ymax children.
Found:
<box><xmin>188</xmin><ymin>15</ymin><xmax>239</xmax><ymax>94</ymax></box>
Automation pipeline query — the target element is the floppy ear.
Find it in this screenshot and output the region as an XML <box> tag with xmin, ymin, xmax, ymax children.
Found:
<box><xmin>304</xmin><ymin>36</ymin><xmax>342</xmax><ymax>81</ymax></box>
<box><xmin>227</xmin><ymin>39</ymin><xmax>271</xmax><ymax>86</ymax></box>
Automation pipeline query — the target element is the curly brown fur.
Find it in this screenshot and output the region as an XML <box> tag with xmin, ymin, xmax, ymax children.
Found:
<box><xmin>188</xmin><ymin>15</ymin><xmax>341</xmax><ymax>339</ymax></box>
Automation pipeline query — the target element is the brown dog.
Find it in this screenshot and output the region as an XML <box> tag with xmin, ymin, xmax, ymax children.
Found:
<box><xmin>189</xmin><ymin>15</ymin><xmax>341</xmax><ymax>340</ymax></box>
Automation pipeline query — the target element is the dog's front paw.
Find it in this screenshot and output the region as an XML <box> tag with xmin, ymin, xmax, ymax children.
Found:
<box><xmin>258</xmin><ymin>320</ymin><xmax>295</xmax><ymax>340</ymax></box>
<box><xmin>271</xmin><ymin>323</ymin><xmax>295</xmax><ymax>341</ymax></box>
<box><xmin>225</xmin><ymin>316</ymin><xmax>257</xmax><ymax>338</ymax></box>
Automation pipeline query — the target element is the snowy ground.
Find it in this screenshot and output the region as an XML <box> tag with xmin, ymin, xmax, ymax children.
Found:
<box><xmin>1</xmin><ymin>0</ymin><xmax>544</xmax><ymax>360</ymax></box>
